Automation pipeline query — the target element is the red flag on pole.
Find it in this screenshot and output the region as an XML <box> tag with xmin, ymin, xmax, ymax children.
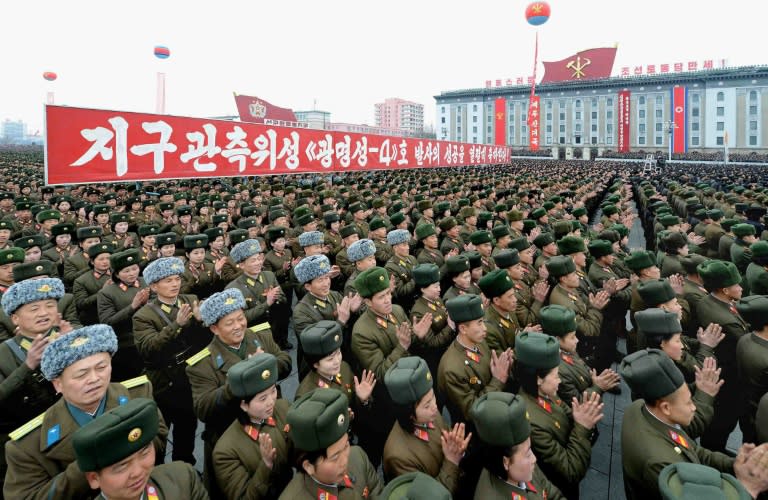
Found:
<box><xmin>541</xmin><ymin>47</ymin><xmax>617</xmax><ymax>83</ymax></box>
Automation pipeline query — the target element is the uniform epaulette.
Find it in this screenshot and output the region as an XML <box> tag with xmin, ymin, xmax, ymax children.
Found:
<box><xmin>120</xmin><ymin>375</ymin><xmax>150</xmax><ymax>389</ymax></box>
<box><xmin>185</xmin><ymin>347</ymin><xmax>211</xmax><ymax>366</ymax></box>
<box><xmin>250</xmin><ymin>322</ymin><xmax>271</xmax><ymax>333</ymax></box>
<box><xmin>9</xmin><ymin>412</ymin><xmax>45</xmax><ymax>441</ymax></box>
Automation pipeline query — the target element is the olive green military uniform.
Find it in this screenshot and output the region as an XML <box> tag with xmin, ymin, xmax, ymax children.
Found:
<box><xmin>96</xmin><ymin>280</ymin><xmax>147</xmax><ymax>381</ymax></box>
<box><xmin>219</xmin><ymin>256</ymin><xmax>243</xmax><ymax>282</ymax></box>
<box><xmin>660</xmin><ymin>254</ymin><xmax>685</xmax><ymax>278</ymax></box>
<box><xmin>0</xmin><ymin>293</ymin><xmax>79</xmax><ymax>341</ymax></box>
<box><xmin>736</xmin><ymin>332</ymin><xmax>768</xmax><ymax>443</ymax></box>
<box><xmin>94</xmin><ymin>461</ymin><xmax>209</xmax><ymax>500</ymax></box>
<box><xmin>682</xmin><ymin>278</ymin><xmax>708</xmax><ymax>337</ymax></box>
<box><xmin>437</xmin><ymin>339</ymin><xmax>506</xmax><ymax>423</ymax></box>
<box><xmin>730</xmin><ymin>239</ymin><xmax>752</xmax><ymax>275</ymax></box>
<box><xmin>521</xmin><ymin>262</ymin><xmax>540</xmax><ymax>287</ymax></box>
<box><xmin>62</xmin><ymin>252</ymin><xmax>89</xmax><ymax>290</ymax></box>
<box><xmin>442</xmin><ymin>283</ymin><xmax>480</xmax><ymax>303</ymax></box>
<box><xmin>278</xmin><ymin>445</ymin><xmax>382</xmax><ymax>500</ymax></box>
<box><xmin>383</xmin><ymin>415</ymin><xmax>459</xmax><ymax>494</ymax></box>
<box><xmin>621</xmin><ymin>400</ymin><xmax>734</xmax><ymax>499</ymax></box>
<box><xmin>293</xmin><ymin>290</ymin><xmax>349</xmax><ymax>375</ymax></box>
<box><xmin>440</xmin><ymin>236</ymin><xmax>463</xmax><ymax>255</ymax></box>
<box><xmin>41</xmin><ymin>246</ymin><xmax>74</xmax><ymax>278</ymax></box>
<box><xmin>548</xmin><ymin>284</ymin><xmax>603</xmax><ymax>339</ymax></box>
<box><xmin>102</xmin><ymin>231</ymin><xmax>138</xmax><ymax>250</ymax></box>
<box><xmin>3</xmin><ymin>378</ymin><xmax>168</xmax><ymax>500</ymax></box>
<box><xmin>416</xmin><ymin>247</ymin><xmax>446</xmax><ymax>274</ymax></box>
<box><xmin>212</xmin><ymin>399</ymin><xmax>293</xmax><ymax>500</ymax></box>
<box><xmin>324</xmin><ymin>230</ymin><xmax>343</xmax><ymax>259</ymax></box>
<box><xmin>484</xmin><ymin>304</ymin><xmax>521</xmax><ymax>353</ymax></box>
<box><xmin>511</xmin><ymin>278</ymin><xmax>543</xmax><ymax>328</ymax></box>
<box><xmin>373</xmin><ymin>238</ymin><xmax>393</xmax><ymax>267</ymax></box>
<box><xmin>718</xmin><ymin>233</ymin><xmax>735</xmax><ymax>260</ymax></box>
<box><xmin>409</xmin><ymin>296</ymin><xmax>454</xmax><ymax>385</ymax></box>
<box><xmin>704</xmin><ymin>223</ymin><xmax>726</xmax><ymax>259</ymax></box>
<box><xmin>473</xmin><ymin>466</ymin><xmax>564</xmax><ymax>500</ymax></box>
<box><xmin>746</xmin><ymin>262</ymin><xmax>768</xmax><ymax>295</ymax></box>
<box><xmin>295</xmin><ymin>360</ymin><xmax>356</xmax><ymax>404</ymax></box>
<box><xmin>521</xmin><ymin>391</ymin><xmax>593</xmax><ymax>499</ymax></box>
<box><xmin>180</xmin><ymin>261</ymin><xmax>220</xmax><ymax>298</ymax></box>
<box><xmin>72</xmin><ymin>270</ymin><xmax>110</xmax><ymax>326</ymax></box>
<box><xmin>557</xmin><ymin>350</ymin><xmax>602</xmax><ymax>405</ymax></box>
<box><xmin>225</xmin><ymin>271</ymin><xmax>286</xmax><ymax>326</ymax></box>
<box><xmin>336</xmin><ymin>247</ymin><xmax>355</xmax><ymax>280</ymax></box>
<box><xmin>385</xmin><ymin>254</ymin><xmax>417</xmax><ymax>312</ymax></box>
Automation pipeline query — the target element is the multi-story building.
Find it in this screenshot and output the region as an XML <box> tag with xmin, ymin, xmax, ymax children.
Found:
<box><xmin>435</xmin><ymin>65</ymin><xmax>768</xmax><ymax>154</ymax></box>
<box><xmin>374</xmin><ymin>98</ymin><xmax>424</xmax><ymax>135</ymax></box>
<box><xmin>1</xmin><ymin>119</ymin><xmax>26</xmax><ymax>143</ymax></box>
<box><xmin>295</xmin><ymin>110</ymin><xmax>332</xmax><ymax>130</ymax></box>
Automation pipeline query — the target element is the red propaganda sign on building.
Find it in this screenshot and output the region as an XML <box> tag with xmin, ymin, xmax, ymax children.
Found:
<box><xmin>528</xmin><ymin>96</ymin><xmax>540</xmax><ymax>151</ymax></box>
<box><xmin>494</xmin><ymin>97</ymin><xmax>506</xmax><ymax>146</ymax></box>
<box><xmin>617</xmin><ymin>90</ymin><xmax>631</xmax><ymax>153</ymax></box>
<box><xmin>44</xmin><ymin>106</ymin><xmax>512</xmax><ymax>184</ymax></box>
<box><xmin>671</xmin><ymin>86</ymin><xmax>687</xmax><ymax>154</ymax></box>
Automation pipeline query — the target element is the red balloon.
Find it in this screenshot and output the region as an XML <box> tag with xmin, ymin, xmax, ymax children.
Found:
<box><xmin>43</xmin><ymin>71</ymin><xmax>57</xmax><ymax>81</ymax></box>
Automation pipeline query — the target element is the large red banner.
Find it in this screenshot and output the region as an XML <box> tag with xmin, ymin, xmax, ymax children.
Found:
<box><xmin>541</xmin><ymin>47</ymin><xmax>617</xmax><ymax>83</ymax></box>
<box><xmin>494</xmin><ymin>97</ymin><xmax>506</xmax><ymax>146</ymax></box>
<box><xmin>44</xmin><ymin>106</ymin><xmax>512</xmax><ymax>185</ymax></box>
<box><xmin>671</xmin><ymin>86</ymin><xmax>687</xmax><ymax>153</ymax></box>
<box><xmin>617</xmin><ymin>90</ymin><xmax>631</xmax><ymax>153</ymax></box>
<box><xmin>528</xmin><ymin>96</ymin><xmax>540</xmax><ymax>151</ymax></box>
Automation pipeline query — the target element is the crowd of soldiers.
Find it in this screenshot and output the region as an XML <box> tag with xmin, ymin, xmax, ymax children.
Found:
<box><xmin>2</xmin><ymin>151</ymin><xmax>768</xmax><ymax>499</ymax></box>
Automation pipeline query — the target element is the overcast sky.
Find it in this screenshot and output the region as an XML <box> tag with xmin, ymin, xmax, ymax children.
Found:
<box><xmin>2</xmin><ymin>0</ymin><xmax>764</xmax><ymax>134</ymax></box>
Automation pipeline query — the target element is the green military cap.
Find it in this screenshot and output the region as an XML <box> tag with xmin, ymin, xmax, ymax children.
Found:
<box><xmin>698</xmin><ymin>260</ymin><xmax>741</xmax><ymax>291</ymax></box>
<box><xmin>415</xmin><ymin>224</ymin><xmax>436</xmax><ymax>241</ymax></box>
<box><xmin>530</xmin><ymin>207</ymin><xmax>546</xmax><ymax>219</ymax></box>
<box><xmin>438</xmin><ymin>216</ymin><xmax>457</xmax><ymax>232</ymax></box>
<box><xmin>348</xmin><ymin>202</ymin><xmax>365</xmax><ymax>214</ymax></box>
<box><xmin>323</xmin><ymin>212</ymin><xmax>340</xmax><ymax>224</ymax></box>
<box><xmin>416</xmin><ymin>200</ymin><xmax>432</xmax><ymax>212</ymax></box>
<box><xmin>300</xmin><ymin>320</ymin><xmax>343</xmax><ymax>358</ymax></box>
<box><xmin>494</xmin><ymin>203</ymin><xmax>507</xmax><ymax>214</ymax></box>
<box><xmin>108</xmin><ymin>213</ymin><xmax>129</xmax><ymax>225</ymax></box>
<box><xmin>706</xmin><ymin>209</ymin><xmax>724</xmax><ymax>221</ymax></box>
<box><xmin>340</xmin><ymin>225</ymin><xmax>358</xmax><ymax>238</ymax></box>
<box><xmin>413</xmin><ymin>263</ymin><xmax>440</xmax><ymax>287</ymax></box>
<box><xmin>157</xmin><ymin>202</ymin><xmax>174</xmax><ymax>212</ymax></box>
<box><xmin>110</xmin><ymin>249</ymin><xmax>140</xmax><ymax>273</ymax></box>
<box><xmin>602</xmin><ymin>204</ymin><xmax>619</xmax><ymax>216</ymax></box>
<box><xmin>493</xmin><ymin>249</ymin><xmax>520</xmax><ymax>269</ymax></box>
<box><xmin>509</xmin><ymin>236</ymin><xmax>531</xmax><ymax>252</ymax></box>
<box><xmin>587</xmin><ymin>239</ymin><xmax>613</xmax><ymax>258</ymax></box>
<box><xmin>380</xmin><ymin>471</ymin><xmax>451</xmax><ymax>500</ymax></box>
<box><xmin>539</xmin><ymin>304</ymin><xmax>577</xmax><ymax>337</ymax></box>
<box><xmin>92</xmin><ymin>204</ymin><xmax>110</xmax><ymax>215</ymax></box>
<box><xmin>51</xmin><ymin>222</ymin><xmax>76</xmax><ymax>238</ymax></box>
<box><xmin>491</xmin><ymin>225</ymin><xmax>510</xmax><ymax>239</ymax></box>
<box><xmin>732</xmin><ymin>223</ymin><xmax>756</xmax><ymax>238</ymax></box>
<box><xmin>226</xmin><ymin>229</ymin><xmax>247</xmax><ymax>246</ymax></box>
<box><xmin>478</xmin><ymin>269</ymin><xmax>514</xmax><ymax>299</ymax></box>
<box><xmin>457</xmin><ymin>199</ymin><xmax>470</xmax><ymax>208</ymax></box>
<box><xmin>295</xmin><ymin>213</ymin><xmax>314</xmax><ymax>227</ymax></box>
<box><xmin>0</xmin><ymin>220</ymin><xmax>13</xmax><ymax>231</ymax></box>
<box><xmin>752</xmin><ymin>241</ymin><xmax>768</xmax><ymax>264</ymax></box>
<box><xmin>532</xmin><ymin>232</ymin><xmax>555</xmax><ymax>249</ymax></box>
<box><xmin>625</xmin><ymin>250</ymin><xmax>656</xmax><ymax>272</ymax></box>
<box><xmin>662</xmin><ymin>231</ymin><xmax>687</xmax><ymax>251</ymax></box>
<box><xmin>637</xmin><ymin>279</ymin><xmax>676</xmax><ymax>307</ymax></box>
<box><xmin>368</xmin><ymin>217</ymin><xmax>386</xmax><ymax>232</ymax></box>
<box><xmin>228</xmin><ymin>353</ymin><xmax>278</xmax><ymax>400</ymax></box>
<box><xmin>471</xmin><ymin>392</ymin><xmax>530</xmax><ymax>447</ymax></box>
<box><xmin>13</xmin><ymin>260</ymin><xmax>55</xmax><ymax>281</ymax></box>
<box><xmin>445</xmin><ymin>294</ymin><xmax>484</xmax><ymax>324</ymax></box>
<box><xmin>658</xmin><ymin>462</ymin><xmax>750</xmax><ymax>500</ymax></box>
<box><xmin>571</xmin><ymin>207</ymin><xmax>587</xmax><ymax>218</ymax></box>
<box><xmin>72</xmin><ymin>398</ymin><xmax>159</xmax><ymax>472</ymax></box>
<box><xmin>542</xmin><ymin>201</ymin><xmax>555</xmax><ymax>211</ymax></box>
<box><xmin>238</xmin><ymin>217</ymin><xmax>260</xmax><ymax>230</ymax></box>
<box><xmin>240</xmin><ymin>205</ymin><xmax>259</xmax><ymax>218</ymax></box>
<box><xmin>658</xmin><ymin>216</ymin><xmax>681</xmax><ymax>230</ymax></box>
<box><xmin>155</xmin><ymin>232</ymin><xmax>177</xmax><ymax>247</ymax></box>
<box><xmin>138</xmin><ymin>225</ymin><xmax>159</xmax><ymax>237</ymax></box>
<box><xmin>469</xmin><ymin>230</ymin><xmax>492</xmax><ymax>245</ymax></box>
<box><xmin>736</xmin><ymin>295</ymin><xmax>768</xmax><ymax>331</ymax></box>
<box><xmin>0</xmin><ymin>247</ymin><xmax>25</xmax><ymax>267</ymax></box>
<box><xmin>445</xmin><ymin>255</ymin><xmax>470</xmax><ymax>275</ymax></box>
<box><xmin>546</xmin><ymin>255</ymin><xmax>576</xmax><ymax>278</ymax></box>
<box><xmin>636</xmin><ymin>308</ymin><xmax>681</xmax><ymax>338</ymax></box>
<box><xmin>507</xmin><ymin>209</ymin><xmax>523</xmax><ymax>222</ymax></box>
<box><xmin>694</xmin><ymin>208</ymin><xmax>707</xmax><ymax>219</ymax></box>
<box><xmin>435</xmin><ymin>201</ymin><xmax>450</xmax><ymax>214</ymax></box>
<box><xmin>142</xmin><ymin>199</ymin><xmax>157</xmax><ymax>208</ymax></box>
<box><xmin>14</xmin><ymin>201</ymin><xmax>31</xmax><ymax>211</ymax></box>
<box><xmin>721</xmin><ymin>218</ymin><xmax>738</xmax><ymax>232</ymax></box>
<box><xmin>288</xmin><ymin>388</ymin><xmax>349</xmax><ymax>452</ymax></box>
<box><xmin>204</xmin><ymin>227</ymin><xmax>224</xmax><ymax>241</ymax></box>
<box><xmin>31</xmin><ymin>204</ymin><xmax>48</xmax><ymax>217</ymax></box>
<box><xmin>266</xmin><ymin>226</ymin><xmax>286</xmax><ymax>242</ymax></box>
<box><xmin>76</xmin><ymin>226</ymin><xmax>103</xmax><ymax>241</ymax></box>
<box><xmin>35</xmin><ymin>209</ymin><xmax>61</xmax><ymax>224</ymax></box>
<box><xmin>384</xmin><ymin>356</ymin><xmax>433</xmax><ymax>406</ymax></box>
<box><xmin>87</xmin><ymin>242</ymin><xmax>114</xmax><ymax>259</ymax></box>
<box><xmin>515</xmin><ymin>331</ymin><xmax>560</xmax><ymax>370</ymax></box>
<box><xmin>620</xmin><ymin>349</ymin><xmax>685</xmax><ymax>401</ymax></box>
<box><xmin>354</xmin><ymin>266</ymin><xmax>390</xmax><ymax>298</ymax></box>
<box><xmin>464</xmin><ymin>250</ymin><xmax>482</xmax><ymax>270</ymax></box>
<box><xmin>390</xmin><ymin>212</ymin><xmax>406</xmax><ymax>226</ymax></box>
<box><xmin>557</xmin><ymin>235</ymin><xmax>586</xmax><ymax>255</ymax></box>
<box><xmin>680</xmin><ymin>254</ymin><xmax>707</xmax><ymax>275</ymax></box>
<box><xmin>183</xmin><ymin>234</ymin><xmax>208</xmax><ymax>250</ymax></box>
<box><xmin>552</xmin><ymin>220</ymin><xmax>572</xmax><ymax>239</ymax></box>
<box><xmin>212</xmin><ymin>214</ymin><xmax>229</xmax><ymax>225</ymax></box>
<box><xmin>478</xmin><ymin>212</ymin><xmax>493</xmax><ymax>226</ymax></box>
<box><xmin>14</xmin><ymin>234</ymin><xmax>46</xmax><ymax>249</ymax></box>
<box><xmin>0</xmin><ymin>192</ymin><xmax>14</xmax><ymax>201</ymax></box>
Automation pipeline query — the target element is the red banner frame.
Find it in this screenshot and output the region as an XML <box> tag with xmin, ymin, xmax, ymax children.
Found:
<box><xmin>617</xmin><ymin>90</ymin><xmax>631</xmax><ymax>153</ymax></box>
<box><xmin>44</xmin><ymin>106</ymin><xmax>513</xmax><ymax>185</ymax></box>
<box><xmin>494</xmin><ymin>97</ymin><xmax>506</xmax><ymax>146</ymax></box>
<box><xmin>672</xmin><ymin>86</ymin><xmax>687</xmax><ymax>154</ymax></box>
<box><xmin>528</xmin><ymin>96</ymin><xmax>540</xmax><ymax>151</ymax></box>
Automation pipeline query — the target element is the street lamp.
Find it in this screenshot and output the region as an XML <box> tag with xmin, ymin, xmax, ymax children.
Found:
<box><xmin>663</xmin><ymin>120</ymin><xmax>678</xmax><ymax>162</ymax></box>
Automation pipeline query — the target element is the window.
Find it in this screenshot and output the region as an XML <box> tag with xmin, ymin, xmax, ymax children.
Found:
<box><xmin>656</xmin><ymin>123</ymin><xmax>663</xmax><ymax>132</ymax></box>
<box><xmin>592</xmin><ymin>137</ymin><xmax>598</xmax><ymax>145</ymax></box>
<box><xmin>717</xmin><ymin>122</ymin><xmax>724</xmax><ymax>131</ymax></box>
<box><xmin>607</xmin><ymin>111</ymin><xmax>613</xmax><ymax>120</ymax></box>
<box><xmin>559</xmin><ymin>113</ymin><xmax>566</xmax><ymax>121</ymax></box>
<box><xmin>691</xmin><ymin>136</ymin><xmax>700</xmax><ymax>146</ymax></box>
<box><xmin>717</xmin><ymin>107</ymin><xmax>724</xmax><ymax>116</ymax></box>
<box><xmin>607</xmin><ymin>136</ymin><xmax>613</xmax><ymax>145</ymax></box>
<box><xmin>750</xmin><ymin>136</ymin><xmax>758</xmax><ymax>145</ymax></box>
<box><xmin>592</xmin><ymin>111</ymin><xmax>598</xmax><ymax>119</ymax></box>
<box><xmin>441</xmin><ymin>117</ymin><xmax>445</xmax><ymax>124</ymax></box>
<box><xmin>575</xmin><ymin>112</ymin><xmax>581</xmax><ymax>120</ymax></box>
<box><xmin>639</xmin><ymin>110</ymin><xmax>646</xmax><ymax>119</ymax></box>
<box><xmin>750</xmin><ymin>91</ymin><xmax>758</xmax><ymax>102</ymax></box>
<box><xmin>473</xmin><ymin>126</ymin><xmax>478</xmax><ymax>133</ymax></box>
<box><xmin>750</xmin><ymin>121</ymin><xmax>758</xmax><ymax>131</ymax></box>
<box><xmin>546</xmin><ymin>113</ymin><xmax>552</xmax><ymax>120</ymax></box>
<box><xmin>575</xmin><ymin>100</ymin><xmax>582</xmax><ymax>108</ymax></box>
<box><xmin>639</xmin><ymin>124</ymin><xmax>646</xmax><ymax>133</ymax></box>
<box><xmin>473</xmin><ymin>105</ymin><xmax>477</xmax><ymax>112</ymax></box>
<box><xmin>457</xmin><ymin>127</ymin><xmax>461</xmax><ymax>133</ymax></box>
<box><xmin>575</xmin><ymin>124</ymin><xmax>582</xmax><ymax>132</ymax></box>
<box><xmin>692</xmin><ymin>108</ymin><xmax>700</xmax><ymax>117</ymax></box>
<box><xmin>716</xmin><ymin>136</ymin><xmax>724</xmax><ymax>145</ymax></box>
<box><xmin>560</xmin><ymin>137</ymin><xmax>566</xmax><ymax>144</ymax></box>
<box><xmin>750</xmin><ymin>105</ymin><xmax>758</xmax><ymax>115</ymax></box>
<box><xmin>457</xmin><ymin>116</ymin><xmax>461</xmax><ymax>123</ymax></box>
<box><xmin>591</xmin><ymin>124</ymin><xmax>598</xmax><ymax>132</ymax></box>
<box><xmin>607</xmin><ymin>98</ymin><xmax>614</xmax><ymax>107</ymax></box>
<box><xmin>559</xmin><ymin>124</ymin><xmax>566</xmax><ymax>132</ymax></box>
<box><xmin>717</xmin><ymin>92</ymin><xmax>724</xmax><ymax>102</ymax></box>
<box><xmin>441</xmin><ymin>106</ymin><xmax>445</xmax><ymax>113</ymax></box>
<box><xmin>546</xmin><ymin>125</ymin><xmax>552</xmax><ymax>132</ymax></box>
<box><xmin>656</xmin><ymin>136</ymin><xmax>663</xmax><ymax>145</ymax></box>
<box><xmin>656</xmin><ymin>95</ymin><xmax>663</xmax><ymax>106</ymax></box>
<box><xmin>692</xmin><ymin>94</ymin><xmax>700</xmax><ymax>103</ymax></box>
<box><xmin>472</xmin><ymin>137</ymin><xmax>477</xmax><ymax>143</ymax></box>
<box><xmin>639</xmin><ymin>137</ymin><xmax>646</xmax><ymax>145</ymax></box>
<box><xmin>656</xmin><ymin>109</ymin><xmax>663</xmax><ymax>119</ymax></box>
<box><xmin>472</xmin><ymin>115</ymin><xmax>477</xmax><ymax>123</ymax></box>
<box><xmin>487</xmin><ymin>126</ymin><xmax>491</xmax><ymax>133</ymax></box>
<box><xmin>546</xmin><ymin>136</ymin><xmax>553</xmax><ymax>145</ymax></box>
<box><xmin>546</xmin><ymin>101</ymin><xmax>553</xmax><ymax>109</ymax></box>
<box><xmin>639</xmin><ymin>96</ymin><xmax>646</xmax><ymax>105</ymax></box>
<box><xmin>691</xmin><ymin>122</ymin><xmax>700</xmax><ymax>131</ymax></box>
<box><xmin>607</xmin><ymin>124</ymin><xmax>613</xmax><ymax>133</ymax></box>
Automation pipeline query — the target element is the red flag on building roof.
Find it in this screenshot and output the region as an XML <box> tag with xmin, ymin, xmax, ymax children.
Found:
<box><xmin>541</xmin><ymin>47</ymin><xmax>617</xmax><ymax>83</ymax></box>
<box><xmin>234</xmin><ymin>93</ymin><xmax>297</xmax><ymax>123</ymax></box>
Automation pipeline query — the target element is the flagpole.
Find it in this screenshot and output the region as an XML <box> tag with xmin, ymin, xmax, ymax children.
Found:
<box><xmin>156</xmin><ymin>72</ymin><xmax>166</xmax><ymax>115</ymax></box>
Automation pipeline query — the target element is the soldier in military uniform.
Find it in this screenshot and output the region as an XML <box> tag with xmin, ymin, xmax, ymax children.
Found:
<box><xmin>3</xmin><ymin>324</ymin><xmax>168</xmax><ymax>499</ymax></box>
<box><xmin>472</xmin><ymin>392</ymin><xmax>565</xmax><ymax>500</ymax></box>
<box><xmin>279</xmin><ymin>388</ymin><xmax>382</xmax><ymax>499</ymax></box>
<box><xmin>133</xmin><ymin>257</ymin><xmax>211</xmax><ymax>465</ymax></box>
<box><xmin>478</xmin><ymin>269</ymin><xmax>524</xmax><ymax>353</ymax></box>
<box><xmin>533</xmin><ymin>232</ymin><xmax>558</xmax><ymax>271</ymax></box>
<box><xmin>495</xmin><ymin>248</ymin><xmax>549</xmax><ymax>327</ymax></box>
<box><xmin>209</xmin><ymin>354</ymin><xmax>292</xmax><ymax>500</ymax></box>
<box><xmin>180</xmin><ymin>234</ymin><xmax>224</xmax><ymax>298</ymax></box>
<box><xmin>97</xmin><ymin>249</ymin><xmax>149</xmax><ymax>381</ymax></box>
<box><xmin>203</xmin><ymin>226</ymin><xmax>229</xmax><ymax>264</ymax></box>
<box><xmin>185</xmin><ymin>288</ymin><xmax>291</xmax><ymax>495</ymax></box>
<box><xmin>72</xmin><ymin>398</ymin><xmax>207</xmax><ymax>500</ymax></box>
<box><xmin>731</xmin><ymin>223</ymin><xmax>757</xmax><ymax>278</ymax></box>
<box><xmin>225</xmin><ymin>239</ymin><xmax>286</xmax><ymax>328</ymax></box>
<box><xmin>514</xmin><ymin>331</ymin><xmax>602</xmax><ymax>499</ymax></box>
<box><xmin>470</xmin><ymin>230</ymin><xmax>497</xmax><ymax>275</ymax></box>
<box><xmin>343</xmin><ymin>238</ymin><xmax>376</xmax><ymax>298</ymax></box>
<box><xmin>42</xmin><ymin>222</ymin><xmax>77</xmax><ymax>278</ymax></box>
<box><xmin>382</xmin><ymin>357</ymin><xmax>466</xmax><ymax>495</ymax></box>
<box><xmin>746</xmin><ymin>241</ymin><xmax>768</xmax><ymax>295</ymax></box>
<box><xmin>437</xmin><ymin>294</ymin><xmax>511</xmax><ymax>425</ymax></box>
<box><xmin>262</xmin><ymin>226</ymin><xmax>297</xmax><ymax>349</ymax></box>
<box><xmin>735</xmin><ymin>296</ymin><xmax>768</xmax><ymax>444</ymax></box>
<box><xmin>438</xmin><ymin>216</ymin><xmax>463</xmax><ymax>256</ymax></box>
<box><xmin>0</xmin><ymin>246</ymin><xmax>24</xmax><ymax>300</ymax></box>
<box><xmin>385</xmin><ymin>229</ymin><xmax>418</xmax><ymax>313</ymax></box>
<box><xmin>73</xmin><ymin>242</ymin><xmax>114</xmax><ymax>326</ymax></box>
<box><xmin>137</xmin><ymin>224</ymin><xmax>160</xmax><ymax>269</ymax></box>
<box><xmin>103</xmin><ymin>212</ymin><xmax>138</xmax><ymax>250</ymax></box>
<box><xmin>442</xmin><ymin>254</ymin><xmax>476</xmax><ymax>302</ymax></box>
<box><xmin>369</xmin><ymin>217</ymin><xmax>393</xmax><ymax>266</ymax></box>
<box><xmin>335</xmin><ymin>225</ymin><xmax>359</xmax><ymax>280</ymax></box>
<box><xmin>171</xmin><ymin>205</ymin><xmax>200</xmax><ymax>238</ymax></box>
<box><xmin>63</xmin><ymin>226</ymin><xmax>103</xmax><ymax>290</ymax></box>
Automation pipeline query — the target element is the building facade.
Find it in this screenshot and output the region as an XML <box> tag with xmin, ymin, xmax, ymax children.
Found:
<box><xmin>435</xmin><ymin>66</ymin><xmax>768</xmax><ymax>153</ymax></box>
<box><xmin>1</xmin><ymin>120</ymin><xmax>26</xmax><ymax>143</ymax></box>
<box><xmin>295</xmin><ymin>110</ymin><xmax>332</xmax><ymax>130</ymax></box>
<box><xmin>374</xmin><ymin>98</ymin><xmax>424</xmax><ymax>135</ymax></box>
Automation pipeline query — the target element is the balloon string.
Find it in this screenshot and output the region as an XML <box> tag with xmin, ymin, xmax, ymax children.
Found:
<box><xmin>529</xmin><ymin>31</ymin><xmax>539</xmax><ymax>105</ymax></box>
